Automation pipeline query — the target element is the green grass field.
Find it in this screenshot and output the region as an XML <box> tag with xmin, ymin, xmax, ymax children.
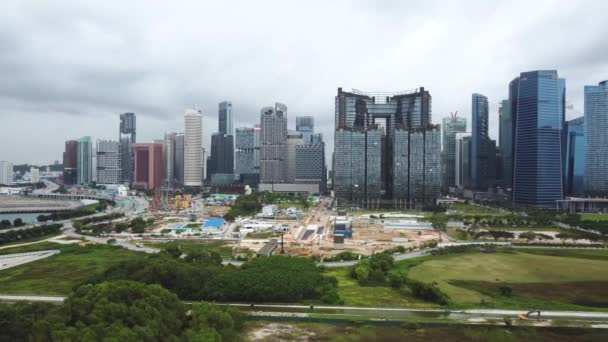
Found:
<box><xmin>0</xmin><ymin>242</ymin><xmax>144</xmax><ymax>295</ymax></box>
<box><xmin>448</xmin><ymin>203</ymin><xmax>503</xmax><ymax>215</ymax></box>
<box><xmin>323</xmin><ymin>267</ymin><xmax>433</xmax><ymax>308</ymax></box>
<box><xmin>407</xmin><ymin>249</ymin><xmax>608</xmax><ymax>310</ymax></box>
<box><xmin>0</xmin><ymin>232</ymin><xmax>62</xmax><ymax>248</ymax></box>
<box><xmin>140</xmin><ymin>240</ymin><xmax>234</xmax><ymax>258</ymax></box>
<box><xmin>581</xmin><ymin>213</ymin><xmax>608</xmax><ymax>221</ymax></box>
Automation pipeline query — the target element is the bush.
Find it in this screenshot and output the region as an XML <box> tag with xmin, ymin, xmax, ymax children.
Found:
<box><xmin>406</xmin><ymin>279</ymin><xmax>449</xmax><ymax>305</ymax></box>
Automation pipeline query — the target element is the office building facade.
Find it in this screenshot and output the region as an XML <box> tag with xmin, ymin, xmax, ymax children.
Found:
<box><xmin>119</xmin><ymin>113</ymin><xmax>136</xmax><ymax>184</ymax></box>
<box><xmin>499</xmin><ymin>99</ymin><xmax>513</xmax><ymax>188</ymax></box>
<box><xmin>207</xmin><ymin>133</ymin><xmax>234</xmax><ymax>178</ymax></box>
<box><xmin>512</xmin><ymin>70</ymin><xmax>565</xmax><ymax>208</ymax></box>
<box><xmin>77</xmin><ymin>136</ymin><xmax>93</xmax><ymax>185</ymax></box>
<box><xmin>63</xmin><ymin>140</ymin><xmax>78</xmax><ymax>186</ymax></box>
<box><xmin>96</xmin><ymin>140</ymin><xmax>121</xmax><ymax>184</ymax></box>
<box><xmin>296</xmin><ymin>116</ymin><xmax>314</xmax><ymax>143</ymax></box>
<box><xmin>441</xmin><ymin>115</ymin><xmax>467</xmax><ymax>189</ymax></box>
<box><xmin>584</xmin><ymin>80</ymin><xmax>608</xmax><ymax>195</ymax></box>
<box><xmin>565</xmin><ymin>117</ymin><xmax>585</xmax><ymax>195</ymax></box>
<box><xmin>285</xmin><ymin>130</ymin><xmax>304</xmax><ymax>183</ymax></box>
<box><xmin>334</xmin><ymin>87</ymin><xmax>441</xmax><ymax>209</ymax></box>
<box><xmin>471</xmin><ymin>93</ymin><xmax>491</xmax><ymax>189</ymax></box>
<box><xmin>132</xmin><ymin>143</ymin><xmax>164</xmax><ymax>190</ymax></box>
<box><xmin>455</xmin><ymin>133</ymin><xmax>472</xmax><ymax>187</ymax></box>
<box><xmin>260</xmin><ymin>103</ymin><xmax>288</xmax><ymax>183</ymax></box>
<box><xmin>296</xmin><ymin>141</ymin><xmax>326</xmax><ymax>193</ymax></box>
<box><xmin>184</xmin><ymin>109</ymin><xmax>203</xmax><ymax>187</ymax></box>
<box><xmin>174</xmin><ymin>134</ymin><xmax>185</xmax><ymax>185</ymax></box>
<box><xmin>218</xmin><ymin>101</ymin><xmax>234</xmax><ymax>136</ymax></box>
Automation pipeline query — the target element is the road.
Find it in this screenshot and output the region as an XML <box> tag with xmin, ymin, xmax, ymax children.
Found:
<box><xmin>2</xmin><ymin>295</ymin><xmax>608</xmax><ymax>323</ymax></box>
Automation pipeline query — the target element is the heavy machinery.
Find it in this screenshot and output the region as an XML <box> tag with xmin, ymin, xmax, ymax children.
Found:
<box><xmin>518</xmin><ymin>310</ymin><xmax>541</xmax><ymax>320</ymax></box>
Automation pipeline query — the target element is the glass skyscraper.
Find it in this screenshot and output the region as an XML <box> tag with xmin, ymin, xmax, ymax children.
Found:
<box><xmin>499</xmin><ymin>99</ymin><xmax>513</xmax><ymax>188</ymax></box>
<box><xmin>119</xmin><ymin>113</ymin><xmax>136</xmax><ymax>184</ymax></box>
<box><xmin>584</xmin><ymin>80</ymin><xmax>608</xmax><ymax>195</ymax></box>
<box><xmin>471</xmin><ymin>93</ymin><xmax>490</xmax><ymax>189</ymax></box>
<box><xmin>565</xmin><ymin>117</ymin><xmax>585</xmax><ymax>195</ymax></box>
<box><xmin>512</xmin><ymin>70</ymin><xmax>565</xmax><ymax>208</ymax></box>
<box><xmin>441</xmin><ymin>115</ymin><xmax>467</xmax><ymax>189</ymax></box>
<box><xmin>334</xmin><ymin>87</ymin><xmax>440</xmax><ymax>209</ymax></box>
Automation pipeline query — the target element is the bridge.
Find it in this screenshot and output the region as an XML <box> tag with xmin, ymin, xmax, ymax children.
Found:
<box><xmin>31</xmin><ymin>193</ymin><xmax>114</xmax><ymax>202</ymax></box>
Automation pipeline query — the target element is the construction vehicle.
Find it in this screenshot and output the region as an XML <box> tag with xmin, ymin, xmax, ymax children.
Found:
<box><xmin>518</xmin><ymin>310</ymin><xmax>541</xmax><ymax>320</ymax></box>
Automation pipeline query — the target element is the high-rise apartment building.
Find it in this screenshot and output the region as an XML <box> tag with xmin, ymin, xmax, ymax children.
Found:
<box><xmin>296</xmin><ymin>116</ymin><xmax>314</xmax><ymax>144</ymax></box>
<box><xmin>77</xmin><ymin>136</ymin><xmax>93</xmax><ymax>185</ymax></box>
<box><xmin>441</xmin><ymin>114</ymin><xmax>467</xmax><ymax>189</ymax></box>
<box><xmin>512</xmin><ymin>70</ymin><xmax>565</xmax><ymax>208</ymax></box>
<box><xmin>471</xmin><ymin>93</ymin><xmax>491</xmax><ymax>189</ymax></box>
<box><xmin>30</xmin><ymin>167</ymin><xmax>40</xmax><ymax>183</ymax></box>
<box><xmin>119</xmin><ymin>113</ymin><xmax>136</xmax><ymax>184</ymax></box>
<box><xmin>334</xmin><ymin>87</ymin><xmax>440</xmax><ymax>209</ymax></box>
<box><xmin>132</xmin><ymin>143</ymin><xmax>164</xmax><ymax>190</ymax></box>
<box><xmin>0</xmin><ymin>161</ymin><xmax>13</xmax><ymax>185</ymax></box>
<box><xmin>565</xmin><ymin>117</ymin><xmax>585</xmax><ymax>195</ymax></box>
<box><xmin>184</xmin><ymin>109</ymin><xmax>203</xmax><ymax>187</ymax></box>
<box><xmin>499</xmin><ymin>99</ymin><xmax>513</xmax><ymax>188</ymax></box>
<box><xmin>260</xmin><ymin>103</ymin><xmax>288</xmax><ymax>183</ymax></box>
<box><xmin>63</xmin><ymin>140</ymin><xmax>78</xmax><ymax>185</ymax></box>
<box><xmin>218</xmin><ymin>101</ymin><xmax>234</xmax><ymax>136</ymax></box>
<box><xmin>96</xmin><ymin>140</ymin><xmax>121</xmax><ymax>184</ymax></box>
<box><xmin>584</xmin><ymin>80</ymin><xmax>608</xmax><ymax>195</ymax></box>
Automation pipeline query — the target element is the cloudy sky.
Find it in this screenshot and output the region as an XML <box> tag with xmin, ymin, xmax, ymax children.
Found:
<box><xmin>1</xmin><ymin>0</ymin><xmax>607</xmax><ymax>165</ymax></box>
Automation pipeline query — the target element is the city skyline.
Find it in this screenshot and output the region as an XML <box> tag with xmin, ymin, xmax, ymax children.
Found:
<box><xmin>1</xmin><ymin>1</ymin><xmax>607</xmax><ymax>164</ymax></box>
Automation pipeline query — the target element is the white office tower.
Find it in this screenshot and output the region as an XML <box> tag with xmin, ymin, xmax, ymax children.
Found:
<box><xmin>184</xmin><ymin>109</ymin><xmax>204</xmax><ymax>187</ymax></box>
<box><xmin>96</xmin><ymin>140</ymin><xmax>121</xmax><ymax>184</ymax></box>
<box><xmin>0</xmin><ymin>161</ymin><xmax>14</xmax><ymax>185</ymax></box>
<box><xmin>30</xmin><ymin>167</ymin><xmax>40</xmax><ymax>183</ymax></box>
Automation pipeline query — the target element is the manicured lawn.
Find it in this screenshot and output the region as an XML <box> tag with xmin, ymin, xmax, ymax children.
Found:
<box><xmin>407</xmin><ymin>250</ymin><xmax>608</xmax><ymax>309</ymax></box>
<box><xmin>0</xmin><ymin>242</ymin><xmax>144</xmax><ymax>295</ymax></box>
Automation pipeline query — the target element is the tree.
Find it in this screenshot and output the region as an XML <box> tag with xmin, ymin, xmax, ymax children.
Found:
<box><xmin>0</xmin><ymin>219</ymin><xmax>11</xmax><ymax>229</ymax></box>
<box><xmin>48</xmin><ymin>281</ymin><xmax>187</xmax><ymax>341</ymax></box>
<box><xmin>223</xmin><ymin>212</ymin><xmax>236</xmax><ymax>222</ymax></box>
<box><xmin>499</xmin><ymin>286</ymin><xmax>512</xmax><ymax>297</ymax></box>
<box><xmin>13</xmin><ymin>218</ymin><xmax>24</xmax><ymax>227</ymax></box>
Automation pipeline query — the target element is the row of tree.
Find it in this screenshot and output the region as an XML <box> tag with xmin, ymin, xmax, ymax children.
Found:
<box><xmin>0</xmin><ymin>281</ymin><xmax>243</xmax><ymax>342</ymax></box>
<box><xmin>0</xmin><ymin>218</ymin><xmax>25</xmax><ymax>229</ymax></box>
<box><xmin>0</xmin><ymin>223</ymin><xmax>62</xmax><ymax>245</ymax></box>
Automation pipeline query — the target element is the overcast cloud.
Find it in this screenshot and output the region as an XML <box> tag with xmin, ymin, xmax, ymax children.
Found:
<box><xmin>1</xmin><ymin>0</ymin><xmax>607</xmax><ymax>165</ymax></box>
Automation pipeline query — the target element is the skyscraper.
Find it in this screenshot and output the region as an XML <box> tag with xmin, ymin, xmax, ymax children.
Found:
<box><xmin>296</xmin><ymin>116</ymin><xmax>314</xmax><ymax>144</ymax></box>
<box><xmin>584</xmin><ymin>80</ymin><xmax>608</xmax><ymax>195</ymax></box>
<box><xmin>334</xmin><ymin>87</ymin><xmax>440</xmax><ymax>209</ymax></box>
<box><xmin>119</xmin><ymin>113</ymin><xmax>136</xmax><ymax>184</ymax></box>
<box><xmin>96</xmin><ymin>140</ymin><xmax>121</xmax><ymax>184</ymax></box>
<box><xmin>441</xmin><ymin>114</ymin><xmax>467</xmax><ymax>189</ymax></box>
<box><xmin>285</xmin><ymin>130</ymin><xmax>304</xmax><ymax>183</ymax></box>
<box><xmin>455</xmin><ymin>133</ymin><xmax>472</xmax><ymax>188</ymax></box>
<box><xmin>132</xmin><ymin>143</ymin><xmax>164</xmax><ymax>190</ymax></box>
<box><xmin>471</xmin><ymin>93</ymin><xmax>490</xmax><ymax>189</ymax></box>
<box><xmin>207</xmin><ymin>133</ymin><xmax>234</xmax><ymax>177</ymax></box>
<box><xmin>296</xmin><ymin>138</ymin><xmax>327</xmax><ymax>193</ymax></box>
<box><xmin>565</xmin><ymin>117</ymin><xmax>585</xmax><ymax>195</ymax></box>
<box><xmin>0</xmin><ymin>161</ymin><xmax>13</xmax><ymax>185</ymax></box>
<box><xmin>218</xmin><ymin>101</ymin><xmax>233</xmax><ymax>136</ymax></box>
<box><xmin>174</xmin><ymin>134</ymin><xmax>185</xmax><ymax>185</ymax></box>
<box><xmin>260</xmin><ymin>103</ymin><xmax>288</xmax><ymax>183</ymax></box>
<box><xmin>184</xmin><ymin>109</ymin><xmax>203</xmax><ymax>187</ymax></box>
<box><xmin>77</xmin><ymin>136</ymin><xmax>93</xmax><ymax>185</ymax></box>
<box><xmin>163</xmin><ymin>133</ymin><xmax>176</xmax><ymax>188</ymax></box>
<box><xmin>513</xmin><ymin>70</ymin><xmax>565</xmax><ymax>208</ymax></box>
<box><xmin>63</xmin><ymin>140</ymin><xmax>78</xmax><ymax>185</ymax></box>
<box><xmin>499</xmin><ymin>99</ymin><xmax>513</xmax><ymax>188</ymax></box>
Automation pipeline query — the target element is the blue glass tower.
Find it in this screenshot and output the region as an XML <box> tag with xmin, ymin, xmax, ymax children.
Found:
<box><xmin>584</xmin><ymin>81</ymin><xmax>608</xmax><ymax>195</ymax></box>
<box><xmin>512</xmin><ymin>70</ymin><xmax>565</xmax><ymax>208</ymax></box>
<box><xmin>565</xmin><ymin>117</ymin><xmax>585</xmax><ymax>195</ymax></box>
